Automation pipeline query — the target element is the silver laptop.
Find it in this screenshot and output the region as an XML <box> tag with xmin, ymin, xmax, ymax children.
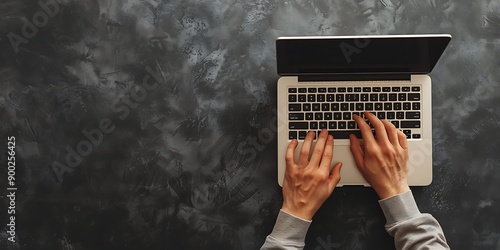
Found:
<box><xmin>276</xmin><ymin>34</ymin><xmax>451</xmax><ymax>186</ymax></box>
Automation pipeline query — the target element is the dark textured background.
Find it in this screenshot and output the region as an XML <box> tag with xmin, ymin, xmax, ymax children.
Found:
<box><xmin>1</xmin><ymin>0</ymin><xmax>499</xmax><ymax>249</ymax></box>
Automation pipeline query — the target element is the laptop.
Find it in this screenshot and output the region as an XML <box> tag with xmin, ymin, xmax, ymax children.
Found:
<box><xmin>276</xmin><ymin>34</ymin><xmax>451</xmax><ymax>186</ymax></box>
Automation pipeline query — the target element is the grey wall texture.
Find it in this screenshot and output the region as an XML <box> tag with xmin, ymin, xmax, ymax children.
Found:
<box><xmin>1</xmin><ymin>0</ymin><xmax>499</xmax><ymax>249</ymax></box>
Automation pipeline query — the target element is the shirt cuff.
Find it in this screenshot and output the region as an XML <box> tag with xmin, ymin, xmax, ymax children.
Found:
<box><xmin>378</xmin><ymin>191</ymin><xmax>421</xmax><ymax>225</ymax></box>
<box><xmin>268</xmin><ymin>209</ymin><xmax>312</xmax><ymax>244</ymax></box>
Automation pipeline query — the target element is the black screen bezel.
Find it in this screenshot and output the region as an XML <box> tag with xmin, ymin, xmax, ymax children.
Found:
<box><xmin>276</xmin><ymin>35</ymin><xmax>451</xmax><ymax>76</ymax></box>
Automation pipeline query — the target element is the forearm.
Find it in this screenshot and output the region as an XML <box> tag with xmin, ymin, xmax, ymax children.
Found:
<box><xmin>379</xmin><ymin>191</ymin><xmax>450</xmax><ymax>250</ymax></box>
<box><xmin>260</xmin><ymin>210</ymin><xmax>311</xmax><ymax>250</ymax></box>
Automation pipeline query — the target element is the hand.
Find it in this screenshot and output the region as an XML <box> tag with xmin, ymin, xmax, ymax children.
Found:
<box><xmin>281</xmin><ymin>129</ymin><xmax>343</xmax><ymax>220</ymax></box>
<box><xmin>350</xmin><ymin>112</ymin><xmax>410</xmax><ymax>199</ymax></box>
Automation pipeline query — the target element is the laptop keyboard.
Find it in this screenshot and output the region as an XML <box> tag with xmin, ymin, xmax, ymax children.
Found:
<box><xmin>287</xmin><ymin>85</ymin><xmax>422</xmax><ymax>140</ymax></box>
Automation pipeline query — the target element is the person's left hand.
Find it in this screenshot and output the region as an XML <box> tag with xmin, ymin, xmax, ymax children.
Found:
<box><xmin>281</xmin><ymin>129</ymin><xmax>343</xmax><ymax>220</ymax></box>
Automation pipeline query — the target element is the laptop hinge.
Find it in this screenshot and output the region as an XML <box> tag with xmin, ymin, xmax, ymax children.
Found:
<box><xmin>298</xmin><ymin>74</ymin><xmax>411</xmax><ymax>82</ymax></box>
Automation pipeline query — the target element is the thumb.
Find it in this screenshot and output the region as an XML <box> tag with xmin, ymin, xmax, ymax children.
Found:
<box><xmin>328</xmin><ymin>162</ymin><xmax>343</xmax><ymax>191</ymax></box>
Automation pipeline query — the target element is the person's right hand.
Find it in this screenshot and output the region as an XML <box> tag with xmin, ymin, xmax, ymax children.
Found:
<box><xmin>349</xmin><ymin>112</ymin><xmax>410</xmax><ymax>199</ymax></box>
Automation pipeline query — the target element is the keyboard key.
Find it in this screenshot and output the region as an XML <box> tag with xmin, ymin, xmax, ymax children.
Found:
<box><xmin>328</xmin><ymin>88</ymin><xmax>336</xmax><ymax>93</ymax></box>
<box><xmin>412</xmin><ymin>102</ymin><xmax>420</xmax><ymax>110</ymax></box>
<box><xmin>299</xmin><ymin>131</ymin><xmax>307</xmax><ymax>139</ymax></box>
<box><xmin>377</xmin><ymin>112</ymin><xmax>385</xmax><ymax>119</ymax></box>
<box><xmin>380</xmin><ymin>93</ymin><xmax>388</xmax><ymax>101</ymax></box>
<box><xmin>298</xmin><ymin>88</ymin><xmax>307</xmax><ymax>93</ymax></box>
<box><xmin>365</xmin><ymin>103</ymin><xmax>374</xmax><ymax>111</ymax></box>
<box><xmin>403</xmin><ymin>130</ymin><xmax>411</xmax><ymax>138</ymax></box>
<box><xmin>361</xmin><ymin>94</ymin><xmax>369</xmax><ymax>101</ymax></box>
<box><xmin>341</xmin><ymin>103</ymin><xmax>349</xmax><ymax>111</ymax></box>
<box><xmin>398</xmin><ymin>93</ymin><xmax>406</xmax><ymax>101</ymax></box>
<box><xmin>338</xmin><ymin>87</ymin><xmax>346</xmax><ymax>92</ymax></box>
<box><xmin>382</xmin><ymin>87</ymin><xmax>391</xmax><ymax>92</ymax></box>
<box><xmin>408</xmin><ymin>93</ymin><xmax>420</xmax><ymax>101</ymax></box>
<box><xmin>319</xmin><ymin>122</ymin><xmax>328</xmax><ymax>129</ymax></box>
<box><xmin>402</xmin><ymin>87</ymin><xmax>411</xmax><ymax>92</ymax></box>
<box><xmin>288</xmin><ymin>88</ymin><xmax>297</xmax><ymax>93</ymax></box>
<box><xmin>370</xmin><ymin>94</ymin><xmax>378</xmax><ymax>101</ymax></box>
<box><xmin>384</xmin><ymin>103</ymin><xmax>392</xmax><ymax>110</ymax></box>
<box><xmin>289</xmin><ymin>122</ymin><xmax>308</xmax><ymax>129</ymax></box>
<box><xmin>347</xmin><ymin>87</ymin><xmax>353</xmax><ymax>92</ymax></box>
<box><xmin>321</xmin><ymin>103</ymin><xmax>330</xmax><ymax>111</ymax></box>
<box><xmin>317</xmin><ymin>94</ymin><xmax>325</xmax><ymax>102</ymax></box>
<box><xmin>389</xmin><ymin>93</ymin><xmax>397</xmax><ymax>101</ymax></box>
<box><xmin>308</xmin><ymin>88</ymin><xmax>317</xmax><ymax>93</ymax></box>
<box><xmin>308</xmin><ymin>94</ymin><xmax>315</xmax><ymax>102</ymax></box>
<box><xmin>310</xmin><ymin>122</ymin><xmax>318</xmax><ymax>129</ymax></box>
<box><xmin>396</xmin><ymin>112</ymin><xmax>405</xmax><ymax>119</ymax></box>
<box><xmin>312</xmin><ymin>104</ymin><xmax>321</xmax><ymax>111</ymax></box>
<box><xmin>306</xmin><ymin>113</ymin><xmax>314</xmax><ymax>120</ymax></box>
<box><xmin>289</xmin><ymin>131</ymin><xmax>297</xmax><ymax>139</ymax></box>
<box><xmin>406</xmin><ymin>112</ymin><xmax>421</xmax><ymax>119</ymax></box>
<box><xmin>412</xmin><ymin>134</ymin><xmax>421</xmax><ymax>139</ymax></box>
<box><xmin>289</xmin><ymin>95</ymin><xmax>297</xmax><ymax>102</ymax></box>
<box><xmin>392</xmin><ymin>87</ymin><xmax>401</xmax><ymax>92</ymax></box>
<box><xmin>375</xmin><ymin>103</ymin><xmax>383</xmax><ymax>110</ymax></box>
<box><xmin>394</xmin><ymin>103</ymin><xmax>402</xmax><ymax>110</ymax></box>
<box><xmin>412</xmin><ymin>86</ymin><xmax>420</xmax><ymax>92</ymax></box>
<box><xmin>338</xmin><ymin>121</ymin><xmax>346</xmax><ymax>129</ymax></box>
<box><xmin>331</xmin><ymin>103</ymin><xmax>339</xmax><ymax>111</ymax></box>
<box><xmin>334</xmin><ymin>112</ymin><xmax>342</xmax><ymax>120</ymax></box>
<box><xmin>343</xmin><ymin>112</ymin><xmax>351</xmax><ymax>120</ymax></box>
<box><xmin>387</xmin><ymin>112</ymin><xmax>395</xmax><ymax>119</ymax></box>
<box><xmin>363</xmin><ymin>87</ymin><xmax>371</xmax><ymax>92</ymax></box>
<box><xmin>401</xmin><ymin>121</ymin><xmax>421</xmax><ymax>128</ymax></box>
<box><xmin>336</xmin><ymin>94</ymin><xmax>344</xmax><ymax>102</ymax></box>
<box><xmin>391</xmin><ymin>121</ymin><xmax>399</xmax><ymax>128</ymax></box>
<box><xmin>403</xmin><ymin>102</ymin><xmax>411</xmax><ymax>110</ymax></box>
<box><xmin>354</xmin><ymin>87</ymin><xmax>361</xmax><ymax>92</ymax></box>
<box><xmin>318</xmin><ymin>88</ymin><xmax>327</xmax><ymax>93</ymax></box>
<box><xmin>303</xmin><ymin>104</ymin><xmax>311</xmax><ymax>111</ymax></box>
<box><xmin>289</xmin><ymin>104</ymin><xmax>301</xmax><ymax>111</ymax></box>
<box><xmin>356</xmin><ymin>103</ymin><xmax>364</xmax><ymax>110</ymax></box>
<box><xmin>324</xmin><ymin>112</ymin><xmax>333</xmax><ymax>120</ymax></box>
<box><xmin>315</xmin><ymin>113</ymin><xmax>323</xmax><ymax>120</ymax></box>
<box><xmin>328</xmin><ymin>130</ymin><xmax>362</xmax><ymax>139</ymax></box>
<box><xmin>289</xmin><ymin>113</ymin><xmax>304</xmax><ymax>120</ymax></box>
<box><xmin>327</xmin><ymin>94</ymin><xmax>334</xmax><ymax>102</ymax></box>
<box><xmin>298</xmin><ymin>94</ymin><xmax>306</xmax><ymax>102</ymax></box>
<box><xmin>329</xmin><ymin>121</ymin><xmax>337</xmax><ymax>129</ymax></box>
<box><xmin>373</xmin><ymin>87</ymin><xmax>381</xmax><ymax>92</ymax></box>
<box><xmin>348</xmin><ymin>121</ymin><xmax>356</xmax><ymax>129</ymax></box>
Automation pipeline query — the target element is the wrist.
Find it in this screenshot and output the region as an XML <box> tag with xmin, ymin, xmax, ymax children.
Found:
<box><xmin>376</xmin><ymin>184</ymin><xmax>410</xmax><ymax>200</ymax></box>
<box><xmin>281</xmin><ymin>204</ymin><xmax>315</xmax><ymax>221</ymax></box>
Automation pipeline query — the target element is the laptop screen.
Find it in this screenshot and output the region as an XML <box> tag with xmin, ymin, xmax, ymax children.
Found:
<box><xmin>276</xmin><ymin>35</ymin><xmax>451</xmax><ymax>76</ymax></box>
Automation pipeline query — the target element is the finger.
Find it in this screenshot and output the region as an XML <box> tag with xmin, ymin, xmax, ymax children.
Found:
<box><xmin>310</xmin><ymin>129</ymin><xmax>329</xmax><ymax>167</ymax></box>
<box><xmin>353</xmin><ymin>113</ymin><xmax>376</xmax><ymax>145</ymax></box>
<box><xmin>382</xmin><ymin>120</ymin><xmax>399</xmax><ymax>146</ymax></box>
<box><xmin>398</xmin><ymin>129</ymin><xmax>408</xmax><ymax>150</ymax></box>
<box><xmin>365</xmin><ymin>112</ymin><xmax>389</xmax><ymax>143</ymax></box>
<box><xmin>328</xmin><ymin>162</ymin><xmax>343</xmax><ymax>192</ymax></box>
<box><xmin>285</xmin><ymin>139</ymin><xmax>298</xmax><ymax>167</ymax></box>
<box><xmin>298</xmin><ymin>131</ymin><xmax>315</xmax><ymax>167</ymax></box>
<box><xmin>319</xmin><ymin>134</ymin><xmax>334</xmax><ymax>171</ymax></box>
<box><xmin>349</xmin><ymin>133</ymin><xmax>365</xmax><ymax>170</ymax></box>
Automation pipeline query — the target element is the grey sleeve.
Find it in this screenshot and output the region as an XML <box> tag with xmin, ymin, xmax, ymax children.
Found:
<box><xmin>379</xmin><ymin>191</ymin><xmax>450</xmax><ymax>250</ymax></box>
<box><xmin>260</xmin><ymin>210</ymin><xmax>312</xmax><ymax>250</ymax></box>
